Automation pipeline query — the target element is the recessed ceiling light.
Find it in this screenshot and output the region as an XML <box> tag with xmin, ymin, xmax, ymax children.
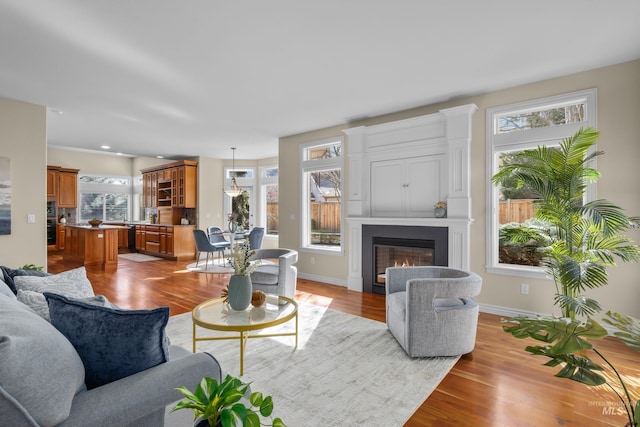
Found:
<box><xmin>101</xmin><ymin>145</ymin><xmax>111</xmax><ymax>150</ymax></box>
<box><xmin>156</xmin><ymin>155</ymin><xmax>164</xmax><ymax>159</ymax></box>
<box><xmin>116</xmin><ymin>152</ymin><xmax>123</xmax><ymax>156</ymax></box>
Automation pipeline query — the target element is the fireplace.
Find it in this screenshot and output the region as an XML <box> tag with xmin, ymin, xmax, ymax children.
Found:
<box><xmin>373</xmin><ymin>237</ymin><xmax>435</xmax><ymax>294</ymax></box>
<box><xmin>344</xmin><ymin>104</ymin><xmax>476</xmax><ymax>293</ymax></box>
<box><xmin>362</xmin><ymin>225</ymin><xmax>448</xmax><ymax>294</ymax></box>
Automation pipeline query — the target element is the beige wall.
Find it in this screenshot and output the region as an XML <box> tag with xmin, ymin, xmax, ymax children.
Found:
<box><xmin>48</xmin><ymin>148</ymin><xmax>133</xmax><ymax>176</ymax></box>
<box><xmin>196</xmin><ymin>156</ymin><xmax>225</xmax><ymax>229</ymax></box>
<box><xmin>0</xmin><ymin>98</ymin><xmax>47</xmax><ymax>269</ymax></box>
<box><xmin>279</xmin><ymin>59</ymin><xmax>640</xmax><ymax>317</ymax></box>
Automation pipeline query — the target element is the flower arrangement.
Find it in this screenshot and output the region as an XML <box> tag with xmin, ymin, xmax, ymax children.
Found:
<box><xmin>435</xmin><ymin>201</ymin><xmax>447</xmax><ymax>209</ymax></box>
<box><xmin>227</xmin><ymin>243</ymin><xmax>259</xmax><ymax>276</ymax></box>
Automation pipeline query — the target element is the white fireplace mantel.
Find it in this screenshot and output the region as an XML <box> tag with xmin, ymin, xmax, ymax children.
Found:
<box><xmin>343</xmin><ymin>104</ymin><xmax>477</xmax><ymax>292</ymax></box>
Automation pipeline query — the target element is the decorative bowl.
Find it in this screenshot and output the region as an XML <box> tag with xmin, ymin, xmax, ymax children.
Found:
<box><xmin>88</xmin><ymin>219</ymin><xmax>102</xmax><ymax>227</ymax></box>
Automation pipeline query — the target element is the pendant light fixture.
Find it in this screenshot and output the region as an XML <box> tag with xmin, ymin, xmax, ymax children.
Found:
<box><xmin>224</xmin><ymin>147</ymin><xmax>242</xmax><ymax>197</ymax></box>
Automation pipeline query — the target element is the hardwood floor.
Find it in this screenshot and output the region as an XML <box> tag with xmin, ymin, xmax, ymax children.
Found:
<box><xmin>48</xmin><ymin>254</ymin><xmax>639</xmax><ymax>426</ymax></box>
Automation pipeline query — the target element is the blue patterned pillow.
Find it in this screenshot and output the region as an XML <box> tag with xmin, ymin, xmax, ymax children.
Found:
<box><xmin>44</xmin><ymin>293</ymin><xmax>170</xmax><ymax>389</ymax></box>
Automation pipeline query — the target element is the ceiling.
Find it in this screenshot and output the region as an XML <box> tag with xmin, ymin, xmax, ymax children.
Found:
<box><xmin>1</xmin><ymin>1</ymin><xmax>639</xmax><ymax>160</ymax></box>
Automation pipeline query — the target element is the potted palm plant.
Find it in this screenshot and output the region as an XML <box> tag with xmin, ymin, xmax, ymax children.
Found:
<box><xmin>172</xmin><ymin>374</ymin><xmax>286</xmax><ymax>427</ymax></box>
<box><xmin>492</xmin><ymin>127</ymin><xmax>640</xmax><ymax>426</ymax></box>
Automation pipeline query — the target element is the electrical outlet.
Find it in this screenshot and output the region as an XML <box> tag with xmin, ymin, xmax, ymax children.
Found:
<box><xmin>310</xmin><ymin>256</ymin><xmax>315</xmax><ymax>265</ymax></box>
<box><xmin>520</xmin><ymin>283</ymin><xmax>529</xmax><ymax>295</ymax></box>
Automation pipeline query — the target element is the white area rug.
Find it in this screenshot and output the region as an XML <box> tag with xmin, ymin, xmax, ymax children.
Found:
<box><xmin>165</xmin><ymin>302</ymin><xmax>459</xmax><ymax>426</ymax></box>
<box><xmin>185</xmin><ymin>258</ymin><xmax>234</xmax><ymax>274</ymax></box>
<box><xmin>118</xmin><ymin>253</ymin><xmax>163</xmax><ymax>262</ymax></box>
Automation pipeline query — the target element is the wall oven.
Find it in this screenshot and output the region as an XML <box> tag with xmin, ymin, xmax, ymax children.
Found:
<box><xmin>47</xmin><ymin>219</ymin><xmax>56</xmax><ymax>245</ymax></box>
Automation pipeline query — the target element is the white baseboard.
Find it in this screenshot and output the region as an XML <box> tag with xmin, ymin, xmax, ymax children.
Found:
<box><xmin>479</xmin><ymin>303</ymin><xmax>544</xmax><ymax>318</ymax></box>
<box><xmin>298</xmin><ymin>272</ymin><xmax>347</xmax><ymax>288</ymax></box>
<box><xmin>479</xmin><ymin>304</ymin><xmax>620</xmax><ymax>335</ymax></box>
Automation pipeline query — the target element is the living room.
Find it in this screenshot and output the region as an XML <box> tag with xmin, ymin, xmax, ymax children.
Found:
<box><xmin>1</xmin><ymin>2</ymin><xmax>639</xmax><ymax>426</ymax></box>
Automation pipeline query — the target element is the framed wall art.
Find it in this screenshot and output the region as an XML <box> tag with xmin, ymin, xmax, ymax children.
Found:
<box><xmin>0</xmin><ymin>157</ymin><xmax>11</xmax><ymax>235</ymax></box>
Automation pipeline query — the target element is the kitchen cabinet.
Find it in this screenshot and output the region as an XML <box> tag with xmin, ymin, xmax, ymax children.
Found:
<box><xmin>117</xmin><ymin>227</ymin><xmax>129</xmax><ymax>249</ymax></box>
<box><xmin>141</xmin><ymin>160</ymin><xmax>197</xmax><ymax>209</ymax></box>
<box><xmin>47</xmin><ymin>169</ymin><xmax>58</xmax><ymax>199</ymax></box>
<box><xmin>370</xmin><ymin>155</ymin><xmax>444</xmax><ymax>217</ymax></box>
<box><xmin>135</xmin><ymin>226</ymin><xmax>146</xmax><ymax>251</ymax></box>
<box><xmin>135</xmin><ymin>224</ymin><xmax>194</xmax><ymax>260</ymax></box>
<box><xmin>57</xmin><ymin>170</ymin><xmax>78</xmax><ymax>208</ymax></box>
<box><xmin>63</xmin><ymin>225</ymin><xmax>120</xmax><ymax>270</ymax></box>
<box><xmin>47</xmin><ymin>166</ymin><xmax>79</xmax><ymax>208</ymax></box>
<box><xmin>57</xmin><ymin>224</ymin><xmax>65</xmax><ymax>251</ymax></box>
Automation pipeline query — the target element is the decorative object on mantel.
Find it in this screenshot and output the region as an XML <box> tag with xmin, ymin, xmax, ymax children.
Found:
<box><xmin>434</xmin><ymin>201</ymin><xmax>447</xmax><ymax>218</ymax></box>
<box><xmin>226</xmin><ymin>243</ymin><xmax>259</xmax><ymax>311</ymax></box>
<box><xmin>224</xmin><ymin>147</ymin><xmax>242</xmax><ymax>198</ymax></box>
<box><xmin>88</xmin><ymin>218</ymin><xmax>102</xmax><ymax>227</ymax></box>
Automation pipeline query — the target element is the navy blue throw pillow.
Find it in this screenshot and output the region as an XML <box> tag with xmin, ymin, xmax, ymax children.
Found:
<box><xmin>44</xmin><ymin>292</ymin><xmax>170</xmax><ymax>389</ymax></box>
<box><xmin>1</xmin><ymin>266</ymin><xmax>50</xmax><ymax>295</ymax></box>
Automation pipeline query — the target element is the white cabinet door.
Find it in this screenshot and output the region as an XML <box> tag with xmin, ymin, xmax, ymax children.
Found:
<box><xmin>405</xmin><ymin>156</ymin><xmax>441</xmax><ymax>217</ymax></box>
<box><xmin>370</xmin><ymin>155</ymin><xmax>444</xmax><ymax>217</ymax></box>
<box><xmin>371</xmin><ymin>159</ymin><xmax>404</xmax><ymax>217</ymax></box>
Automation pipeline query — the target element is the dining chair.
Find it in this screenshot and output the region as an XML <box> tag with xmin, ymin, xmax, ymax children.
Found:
<box><xmin>193</xmin><ymin>229</ymin><xmax>227</xmax><ymax>269</ymax></box>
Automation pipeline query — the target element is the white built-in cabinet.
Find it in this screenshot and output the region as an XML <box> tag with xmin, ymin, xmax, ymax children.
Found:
<box><xmin>370</xmin><ymin>155</ymin><xmax>444</xmax><ymax>217</ymax></box>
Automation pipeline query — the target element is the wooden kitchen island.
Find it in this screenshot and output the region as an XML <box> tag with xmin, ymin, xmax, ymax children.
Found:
<box><xmin>64</xmin><ymin>224</ymin><xmax>124</xmax><ymax>270</ymax></box>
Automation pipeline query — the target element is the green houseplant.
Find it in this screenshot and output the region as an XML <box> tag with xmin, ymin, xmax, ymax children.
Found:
<box><xmin>172</xmin><ymin>374</ymin><xmax>286</xmax><ymax>427</ymax></box>
<box><xmin>492</xmin><ymin>127</ymin><xmax>640</xmax><ymax>426</ymax></box>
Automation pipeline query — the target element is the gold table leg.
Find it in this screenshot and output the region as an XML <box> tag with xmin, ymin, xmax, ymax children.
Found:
<box><xmin>239</xmin><ymin>331</ymin><xmax>248</xmax><ymax>376</ymax></box>
<box><xmin>192</xmin><ymin>322</ymin><xmax>196</xmax><ymax>353</ymax></box>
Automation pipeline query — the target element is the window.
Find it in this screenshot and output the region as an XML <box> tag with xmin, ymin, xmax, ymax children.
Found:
<box><xmin>226</xmin><ymin>168</ymin><xmax>254</xmax><ymax>179</ymax></box>
<box><xmin>301</xmin><ymin>138</ymin><xmax>343</xmax><ymax>252</ymax></box>
<box><xmin>260</xmin><ymin>166</ymin><xmax>279</xmax><ymax>236</ymax></box>
<box><xmin>486</xmin><ymin>89</ymin><xmax>597</xmax><ymax>278</ymax></box>
<box><xmin>224</xmin><ymin>167</ymin><xmax>255</xmax><ymax>229</ymax></box>
<box><xmin>78</xmin><ymin>174</ymin><xmax>132</xmax><ymax>222</ymax></box>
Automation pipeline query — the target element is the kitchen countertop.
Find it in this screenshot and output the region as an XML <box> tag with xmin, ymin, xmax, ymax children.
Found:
<box><xmin>64</xmin><ymin>223</ymin><xmax>130</xmax><ymax>229</ymax></box>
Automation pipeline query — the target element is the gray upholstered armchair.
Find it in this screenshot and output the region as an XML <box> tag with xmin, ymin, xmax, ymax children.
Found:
<box><xmin>385</xmin><ymin>266</ymin><xmax>482</xmax><ymax>358</ymax></box>
<box><xmin>249</xmin><ymin>248</ymin><xmax>298</xmax><ymax>299</ymax></box>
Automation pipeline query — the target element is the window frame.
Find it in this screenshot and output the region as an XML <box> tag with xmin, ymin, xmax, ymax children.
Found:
<box><xmin>300</xmin><ymin>137</ymin><xmax>344</xmax><ymax>254</ymax></box>
<box><xmin>259</xmin><ymin>165</ymin><xmax>279</xmax><ymax>238</ymax></box>
<box><xmin>78</xmin><ymin>173</ymin><xmax>133</xmax><ymax>222</ymax></box>
<box><xmin>485</xmin><ymin>89</ymin><xmax>597</xmax><ymax>278</ymax></box>
<box><xmin>223</xmin><ymin>167</ymin><xmax>256</xmax><ymax>229</ymax></box>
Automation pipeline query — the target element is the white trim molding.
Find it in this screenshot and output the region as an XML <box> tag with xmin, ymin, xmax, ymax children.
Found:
<box><xmin>344</xmin><ymin>104</ymin><xmax>478</xmax><ymax>292</ymax></box>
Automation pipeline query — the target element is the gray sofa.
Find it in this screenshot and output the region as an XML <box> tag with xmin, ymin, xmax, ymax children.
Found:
<box><xmin>249</xmin><ymin>248</ymin><xmax>298</xmax><ymax>299</ymax></box>
<box><xmin>0</xmin><ymin>268</ymin><xmax>223</xmax><ymax>427</ymax></box>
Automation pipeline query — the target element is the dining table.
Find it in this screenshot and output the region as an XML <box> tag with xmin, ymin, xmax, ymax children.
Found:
<box><xmin>222</xmin><ymin>230</ymin><xmax>247</xmax><ymax>248</ymax></box>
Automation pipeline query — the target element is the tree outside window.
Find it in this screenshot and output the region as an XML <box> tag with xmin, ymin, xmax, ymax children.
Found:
<box><xmin>302</xmin><ymin>138</ymin><xmax>343</xmax><ymax>251</ymax></box>
<box><xmin>487</xmin><ymin>89</ymin><xmax>596</xmax><ymax>276</ymax></box>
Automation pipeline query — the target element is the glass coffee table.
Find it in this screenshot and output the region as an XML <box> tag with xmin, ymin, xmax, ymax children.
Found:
<box><xmin>192</xmin><ymin>295</ymin><xmax>298</xmax><ymax>375</ymax></box>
